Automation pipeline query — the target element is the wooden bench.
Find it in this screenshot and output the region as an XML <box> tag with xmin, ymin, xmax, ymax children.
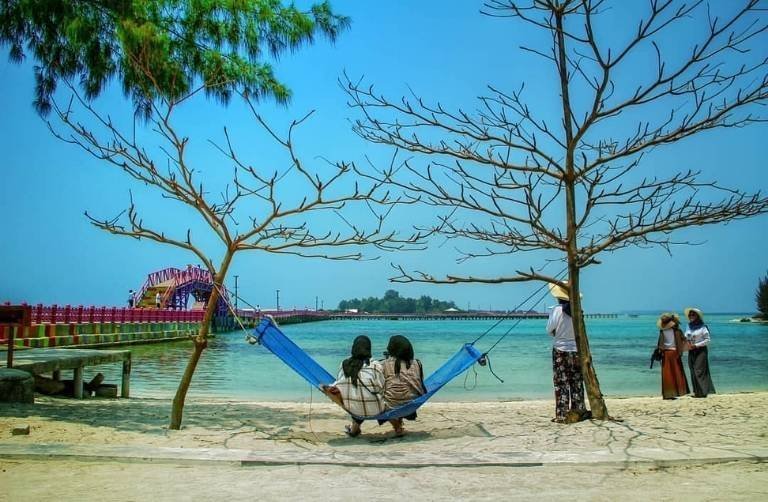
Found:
<box><xmin>0</xmin><ymin>348</ymin><xmax>131</xmax><ymax>399</ymax></box>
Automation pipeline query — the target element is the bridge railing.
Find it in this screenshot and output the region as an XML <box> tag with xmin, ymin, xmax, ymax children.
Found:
<box><xmin>134</xmin><ymin>267</ymin><xmax>178</xmax><ymax>306</ymax></box>
<box><xmin>235</xmin><ymin>309</ymin><xmax>328</xmax><ymax>320</ymax></box>
<box><xmin>160</xmin><ymin>266</ymin><xmax>218</xmax><ymax>308</ymax></box>
<box><xmin>1</xmin><ymin>302</ymin><xmax>205</xmax><ymax>324</ymax></box>
<box><xmin>176</xmin><ymin>266</ymin><xmax>213</xmax><ymax>285</ymax></box>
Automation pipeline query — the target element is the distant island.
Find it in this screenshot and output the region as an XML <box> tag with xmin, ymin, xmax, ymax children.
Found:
<box><xmin>337</xmin><ymin>290</ymin><xmax>458</xmax><ymax>314</ymax></box>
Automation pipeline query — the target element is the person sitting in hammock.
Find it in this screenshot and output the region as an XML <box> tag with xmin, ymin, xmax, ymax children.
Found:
<box><xmin>381</xmin><ymin>335</ymin><xmax>426</xmax><ymax>436</ymax></box>
<box><xmin>322</xmin><ymin>335</ymin><xmax>386</xmax><ymax>437</ymax></box>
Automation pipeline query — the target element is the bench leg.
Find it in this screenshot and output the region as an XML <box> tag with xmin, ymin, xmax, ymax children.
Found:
<box><xmin>121</xmin><ymin>357</ymin><xmax>131</xmax><ymax>398</ymax></box>
<box><xmin>52</xmin><ymin>370</ymin><xmax>60</xmax><ymax>381</ymax></box>
<box><xmin>74</xmin><ymin>366</ymin><xmax>83</xmax><ymax>399</ymax></box>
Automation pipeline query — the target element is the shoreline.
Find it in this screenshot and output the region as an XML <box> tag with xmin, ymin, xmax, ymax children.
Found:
<box><xmin>129</xmin><ymin>386</ymin><xmax>768</xmax><ymax>403</ymax></box>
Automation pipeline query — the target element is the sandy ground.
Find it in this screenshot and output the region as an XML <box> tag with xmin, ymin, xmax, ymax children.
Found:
<box><xmin>1</xmin><ymin>392</ymin><xmax>767</xmax><ymax>501</ymax></box>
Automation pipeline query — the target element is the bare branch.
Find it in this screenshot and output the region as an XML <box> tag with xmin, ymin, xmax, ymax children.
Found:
<box><xmin>390</xmin><ymin>263</ymin><xmax>564</xmax><ymax>285</ymax></box>
<box><xmin>344</xmin><ymin>0</ymin><xmax>768</xmax><ymax>288</ymax></box>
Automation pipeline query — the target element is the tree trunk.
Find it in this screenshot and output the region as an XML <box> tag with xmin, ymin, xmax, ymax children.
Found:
<box><xmin>567</xmin><ymin>267</ymin><xmax>609</xmax><ymax>420</ymax></box>
<box><xmin>555</xmin><ymin>7</ymin><xmax>609</xmax><ymax>420</ymax></box>
<box><xmin>169</xmin><ymin>251</ymin><xmax>234</xmax><ymax>430</ymax></box>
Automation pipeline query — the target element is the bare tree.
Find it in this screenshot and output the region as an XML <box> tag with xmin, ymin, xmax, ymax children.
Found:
<box><xmin>344</xmin><ymin>0</ymin><xmax>768</xmax><ymax>419</ymax></box>
<box><xmin>49</xmin><ymin>77</ymin><xmax>416</xmax><ymax>429</ymax></box>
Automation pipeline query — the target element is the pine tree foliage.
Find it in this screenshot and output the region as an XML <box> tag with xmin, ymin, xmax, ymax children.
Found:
<box><xmin>0</xmin><ymin>0</ymin><xmax>349</xmax><ymax>115</ymax></box>
<box><xmin>757</xmin><ymin>272</ymin><xmax>768</xmax><ymax>319</ymax></box>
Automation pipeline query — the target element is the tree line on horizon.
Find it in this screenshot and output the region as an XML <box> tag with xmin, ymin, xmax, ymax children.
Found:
<box><xmin>337</xmin><ymin>289</ymin><xmax>457</xmax><ymax>314</ymax></box>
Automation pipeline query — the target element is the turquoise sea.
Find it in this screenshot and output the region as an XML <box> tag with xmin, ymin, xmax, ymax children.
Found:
<box><xmin>86</xmin><ymin>314</ymin><xmax>768</xmax><ymax>402</ymax></box>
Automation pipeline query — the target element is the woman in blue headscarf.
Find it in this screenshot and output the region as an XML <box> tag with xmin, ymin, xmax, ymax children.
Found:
<box><xmin>684</xmin><ymin>307</ymin><xmax>715</xmax><ymax>398</ymax></box>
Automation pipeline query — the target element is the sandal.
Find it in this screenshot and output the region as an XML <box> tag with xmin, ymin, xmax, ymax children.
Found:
<box><xmin>551</xmin><ymin>417</ymin><xmax>567</xmax><ymax>424</ymax></box>
<box><xmin>344</xmin><ymin>424</ymin><xmax>361</xmax><ymax>437</ymax></box>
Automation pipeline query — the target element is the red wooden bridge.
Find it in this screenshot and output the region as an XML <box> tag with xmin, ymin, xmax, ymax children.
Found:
<box><xmin>2</xmin><ymin>304</ymin><xmax>205</xmax><ymax>325</ymax></box>
<box><xmin>0</xmin><ymin>267</ymin><xmax>330</xmax><ymax>351</ymax></box>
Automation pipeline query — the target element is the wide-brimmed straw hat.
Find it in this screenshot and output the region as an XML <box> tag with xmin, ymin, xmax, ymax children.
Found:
<box><xmin>548</xmin><ymin>282</ymin><xmax>571</xmax><ymax>300</ymax></box>
<box><xmin>684</xmin><ymin>307</ymin><xmax>704</xmax><ymax>322</ymax></box>
<box><xmin>657</xmin><ymin>312</ymin><xmax>680</xmax><ymax>329</ymax></box>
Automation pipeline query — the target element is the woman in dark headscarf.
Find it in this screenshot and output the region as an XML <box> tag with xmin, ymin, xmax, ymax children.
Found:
<box><xmin>324</xmin><ymin>335</ymin><xmax>386</xmax><ymax>437</ymax></box>
<box><xmin>381</xmin><ymin>335</ymin><xmax>426</xmax><ymax>436</ymax></box>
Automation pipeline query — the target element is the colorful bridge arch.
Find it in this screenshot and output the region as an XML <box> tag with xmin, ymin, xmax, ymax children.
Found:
<box><xmin>134</xmin><ymin>266</ymin><xmax>230</xmax><ymax>315</ymax></box>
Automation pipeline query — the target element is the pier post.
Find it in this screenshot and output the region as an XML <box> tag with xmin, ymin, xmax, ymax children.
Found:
<box><xmin>0</xmin><ymin>306</ymin><xmax>32</xmax><ymax>368</ymax></box>
<box><xmin>73</xmin><ymin>366</ymin><xmax>83</xmax><ymax>399</ymax></box>
<box><xmin>121</xmin><ymin>355</ymin><xmax>131</xmax><ymax>398</ymax></box>
<box><xmin>5</xmin><ymin>327</ymin><xmax>13</xmax><ymax>368</ymax></box>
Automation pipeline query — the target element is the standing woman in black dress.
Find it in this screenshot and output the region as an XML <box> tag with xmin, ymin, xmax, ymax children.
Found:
<box><xmin>684</xmin><ymin>307</ymin><xmax>715</xmax><ymax>398</ymax></box>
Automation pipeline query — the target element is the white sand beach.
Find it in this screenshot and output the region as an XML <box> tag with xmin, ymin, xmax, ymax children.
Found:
<box><xmin>2</xmin><ymin>392</ymin><xmax>767</xmax><ymax>500</ymax></box>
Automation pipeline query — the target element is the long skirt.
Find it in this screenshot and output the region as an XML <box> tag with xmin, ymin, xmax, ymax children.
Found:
<box><xmin>688</xmin><ymin>346</ymin><xmax>715</xmax><ymax>397</ymax></box>
<box><xmin>552</xmin><ymin>348</ymin><xmax>585</xmax><ymax>420</ymax></box>
<box><xmin>660</xmin><ymin>349</ymin><xmax>689</xmax><ymax>399</ymax></box>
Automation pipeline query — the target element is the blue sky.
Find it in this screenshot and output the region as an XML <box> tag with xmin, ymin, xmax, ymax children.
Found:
<box><xmin>1</xmin><ymin>1</ymin><xmax>766</xmax><ymax>314</ymax></box>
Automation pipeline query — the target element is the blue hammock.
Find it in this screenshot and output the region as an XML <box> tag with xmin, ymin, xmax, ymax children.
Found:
<box><xmin>251</xmin><ymin>317</ymin><xmax>484</xmax><ymax>421</ymax></box>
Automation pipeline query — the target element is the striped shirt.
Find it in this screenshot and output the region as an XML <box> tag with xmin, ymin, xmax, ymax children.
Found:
<box><xmin>332</xmin><ymin>361</ymin><xmax>386</xmax><ymax>418</ymax></box>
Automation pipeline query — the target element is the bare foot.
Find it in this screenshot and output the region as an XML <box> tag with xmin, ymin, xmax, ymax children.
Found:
<box><xmin>390</xmin><ymin>418</ymin><xmax>405</xmax><ymax>437</ymax></box>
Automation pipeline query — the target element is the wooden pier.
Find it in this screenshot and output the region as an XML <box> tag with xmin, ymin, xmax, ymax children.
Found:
<box><xmin>0</xmin><ymin>348</ymin><xmax>131</xmax><ymax>399</ymax></box>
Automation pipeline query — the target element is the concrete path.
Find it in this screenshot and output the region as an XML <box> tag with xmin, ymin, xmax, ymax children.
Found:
<box><xmin>1</xmin><ymin>442</ymin><xmax>766</xmax><ymax>468</ymax></box>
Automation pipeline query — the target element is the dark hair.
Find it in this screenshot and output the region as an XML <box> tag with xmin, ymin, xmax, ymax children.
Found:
<box><xmin>342</xmin><ymin>336</ymin><xmax>372</xmax><ymax>386</ymax></box>
<box><xmin>387</xmin><ymin>335</ymin><xmax>415</xmax><ymax>376</ymax></box>
<box><xmin>558</xmin><ymin>298</ymin><xmax>572</xmax><ymax>317</ymax></box>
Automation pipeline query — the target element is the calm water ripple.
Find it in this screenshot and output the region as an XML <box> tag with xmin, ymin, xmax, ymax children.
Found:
<box><xmin>83</xmin><ymin>314</ymin><xmax>768</xmax><ymax>402</ymax></box>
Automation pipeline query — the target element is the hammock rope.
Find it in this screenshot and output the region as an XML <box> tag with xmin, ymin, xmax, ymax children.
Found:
<box><xmin>472</xmin><ymin>267</ymin><xmax>569</xmax><ymax>346</ymax></box>
<box><xmin>226</xmin><ymin>266</ymin><xmax>569</xmax><ymax>421</ymax></box>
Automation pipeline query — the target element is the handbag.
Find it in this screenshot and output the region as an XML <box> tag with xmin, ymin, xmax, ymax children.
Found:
<box><xmin>649</xmin><ymin>348</ymin><xmax>663</xmax><ymax>369</ymax></box>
